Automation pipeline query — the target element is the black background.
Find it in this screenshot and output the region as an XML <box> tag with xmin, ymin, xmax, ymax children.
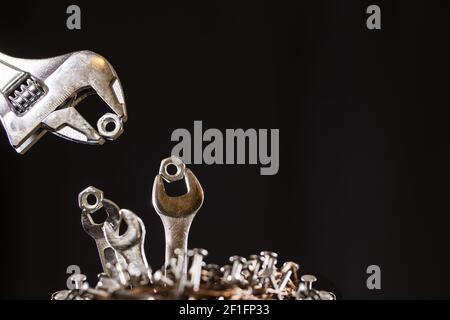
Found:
<box><xmin>0</xmin><ymin>0</ymin><xmax>449</xmax><ymax>299</ymax></box>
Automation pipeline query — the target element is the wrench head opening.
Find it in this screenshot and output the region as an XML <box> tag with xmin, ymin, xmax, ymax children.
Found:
<box><xmin>0</xmin><ymin>51</ymin><xmax>127</xmax><ymax>154</ymax></box>
<box><xmin>152</xmin><ymin>156</ymin><xmax>204</xmax><ymax>218</ymax></box>
<box><xmin>103</xmin><ymin>209</ymin><xmax>144</xmax><ymax>252</ymax></box>
<box><xmin>78</xmin><ymin>187</ymin><xmax>121</xmax><ymax>239</ymax></box>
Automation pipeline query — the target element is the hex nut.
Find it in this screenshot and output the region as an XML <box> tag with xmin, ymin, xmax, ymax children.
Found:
<box><xmin>97</xmin><ymin>113</ymin><xmax>124</xmax><ymax>140</ymax></box>
<box><xmin>78</xmin><ymin>186</ymin><xmax>104</xmax><ymax>213</ymax></box>
<box><xmin>159</xmin><ymin>155</ymin><xmax>186</xmax><ymax>183</ymax></box>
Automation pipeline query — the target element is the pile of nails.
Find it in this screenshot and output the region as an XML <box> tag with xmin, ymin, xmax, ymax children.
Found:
<box><xmin>52</xmin><ymin>156</ymin><xmax>335</xmax><ymax>300</ymax></box>
<box><xmin>53</xmin><ymin>250</ymin><xmax>335</xmax><ymax>300</ymax></box>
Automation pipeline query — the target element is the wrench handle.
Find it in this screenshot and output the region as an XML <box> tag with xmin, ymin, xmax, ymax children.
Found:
<box><xmin>95</xmin><ymin>238</ymin><xmax>116</xmax><ymax>275</ymax></box>
<box><xmin>161</xmin><ymin>215</ymin><xmax>195</xmax><ymax>276</ymax></box>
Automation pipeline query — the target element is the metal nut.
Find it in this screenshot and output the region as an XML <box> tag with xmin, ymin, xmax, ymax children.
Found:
<box><xmin>97</xmin><ymin>113</ymin><xmax>124</xmax><ymax>140</ymax></box>
<box><xmin>78</xmin><ymin>186</ymin><xmax>104</xmax><ymax>213</ymax></box>
<box><xmin>159</xmin><ymin>155</ymin><xmax>186</xmax><ymax>183</ymax></box>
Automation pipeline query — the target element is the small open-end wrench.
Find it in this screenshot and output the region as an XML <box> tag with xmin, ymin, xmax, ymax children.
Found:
<box><xmin>152</xmin><ymin>156</ymin><xmax>204</xmax><ymax>276</ymax></box>
<box><xmin>78</xmin><ymin>186</ymin><xmax>124</xmax><ymax>277</ymax></box>
<box><xmin>103</xmin><ymin>209</ymin><xmax>151</xmax><ymax>286</ymax></box>
<box><xmin>0</xmin><ymin>50</ymin><xmax>127</xmax><ymax>154</ymax></box>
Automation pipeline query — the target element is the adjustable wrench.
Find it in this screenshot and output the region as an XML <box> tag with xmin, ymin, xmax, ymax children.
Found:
<box><xmin>103</xmin><ymin>209</ymin><xmax>151</xmax><ymax>286</ymax></box>
<box><xmin>152</xmin><ymin>156</ymin><xmax>204</xmax><ymax>276</ymax></box>
<box><xmin>78</xmin><ymin>186</ymin><xmax>124</xmax><ymax>277</ymax></box>
<box><xmin>0</xmin><ymin>50</ymin><xmax>127</xmax><ymax>154</ymax></box>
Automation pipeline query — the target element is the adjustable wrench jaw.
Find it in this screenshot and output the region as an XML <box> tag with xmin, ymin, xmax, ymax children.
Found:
<box><xmin>0</xmin><ymin>50</ymin><xmax>127</xmax><ymax>154</ymax></box>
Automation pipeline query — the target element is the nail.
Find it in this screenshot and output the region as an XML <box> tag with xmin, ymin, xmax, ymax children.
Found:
<box><xmin>70</xmin><ymin>273</ymin><xmax>87</xmax><ymax>290</ymax></box>
<box><xmin>228</xmin><ymin>256</ymin><xmax>247</xmax><ymax>283</ymax></box>
<box><xmin>188</xmin><ymin>248</ymin><xmax>208</xmax><ymax>291</ymax></box>
<box><xmin>301</xmin><ymin>274</ymin><xmax>317</xmax><ymax>291</ymax></box>
<box><xmin>278</xmin><ymin>261</ymin><xmax>300</xmax><ymax>292</ymax></box>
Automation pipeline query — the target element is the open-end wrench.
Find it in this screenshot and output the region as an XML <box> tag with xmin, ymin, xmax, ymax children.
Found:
<box><xmin>152</xmin><ymin>156</ymin><xmax>204</xmax><ymax>276</ymax></box>
<box><xmin>78</xmin><ymin>187</ymin><xmax>124</xmax><ymax>277</ymax></box>
<box><xmin>103</xmin><ymin>209</ymin><xmax>151</xmax><ymax>286</ymax></box>
<box><xmin>0</xmin><ymin>50</ymin><xmax>127</xmax><ymax>154</ymax></box>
